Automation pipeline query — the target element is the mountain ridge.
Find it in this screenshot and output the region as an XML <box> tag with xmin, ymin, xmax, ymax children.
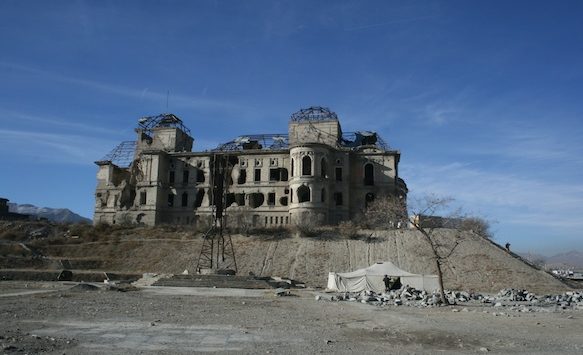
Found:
<box><xmin>7</xmin><ymin>202</ymin><xmax>91</xmax><ymax>224</ymax></box>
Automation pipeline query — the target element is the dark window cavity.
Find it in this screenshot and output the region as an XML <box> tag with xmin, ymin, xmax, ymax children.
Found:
<box><xmin>181</xmin><ymin>192</ymin><xmax>188</xmax><ymax>207</ymax></box>
<box><xmin>297</xmin><ymin>185</ymin><xmax>311</xmax><ymax>203</ymax></box>
<box><xmin>237</xmin><ymin>169</ymin><xmax>247</xmax><ymax>184</ymax></box>
<box><xmin>254</xmin><ymin>168</ymin><xmax>261</xmax><ymax>182</ymax></box>
<box><xmin>321</xmin><ymin>158</ymin><xmax>328</xmax><ymax>178</ymax></box>
<box><xmin>334</xmin><ymin>192</ymin><xmax>343</xmax><ymax>206</ymax></box>
<box><xmin>196</xmin><ymin>169</ymin><xmax>205</xmax><ymax>183</ymax></box>
<box><xmin>302</xmin><ymin>156</ymin><xmax>312</xmax><ymax>176</ymax></box>
<box><xmin>364</xmin><ymin>163</ymin><xmax>374</xmax><ymax>186</ymax></box>
<box><xmin>335</xmin><ymin>167</ymin><xmax>342</xmax><ymax>181</ymax></box>
<box><xmin>194</xmin><ymin>190</ymin><xmax>204</xmax><ymax>208</ymax></box>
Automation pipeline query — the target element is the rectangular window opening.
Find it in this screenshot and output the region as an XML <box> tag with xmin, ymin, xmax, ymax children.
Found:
<box><xmin>335</xmin><ymin>167</ymin><xmax>342</xmax><ymax>181</ymax></box>
<box><xmin>237</xmin><ymin>169</ymin><xmax>247</xmax><ymax>184</ymax></box>
<box><xmin>269</xmin><ymin>168</ymin><xmax>280</xmax><ymax>181</ymax></box>
<box><xmin>334</xmin><ymin>192</ymin><xmax>343</xmax><ymax>206</ymax></box>
<box><xmin>268</xmin><ymin>192</ymin><xmax>276</xmax><ymax>206</ymax></box>
<box><xmin>254</xmin><ymin>168</ymin><xmax>261</xmax><ymax>182</ymax></box>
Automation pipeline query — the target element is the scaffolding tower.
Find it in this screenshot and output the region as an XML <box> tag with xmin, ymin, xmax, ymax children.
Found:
<box><xmin>195</xmin><ymin>153</ymin><xmax>237</xmax><ymax>274</ymax></box>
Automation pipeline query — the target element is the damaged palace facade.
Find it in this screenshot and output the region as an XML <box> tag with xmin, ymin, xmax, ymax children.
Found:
<box><xmin>94</xmin><ymin>107</ymin><xmax>408</xmax><ymax>227</ymax></box>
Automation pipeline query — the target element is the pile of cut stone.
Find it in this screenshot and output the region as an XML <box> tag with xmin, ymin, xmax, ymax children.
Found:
<box><xmin>326</xmin><ymin>286</ymin><xmax>446</xmax><ymax>308</ymax></box>
<box><xmin>322</xmin><ymin>287</ymin><xmax>583</xmax><ymax>312</ymax></box>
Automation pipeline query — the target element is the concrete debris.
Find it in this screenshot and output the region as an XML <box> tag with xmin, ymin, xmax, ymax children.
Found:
<box><xmin>29</xmin><ymin>227</ymin><xmax>50</xmax><ymax>238</ymax></box>
<box><xmin>275</xmin><ymin>288</ymin><xmax>290</xmax><ymax>297</ymax></box>
<box><xmin>323</xmin><ymin>286</ymin><xmax>583</xmax><ymax>312</ymax></box>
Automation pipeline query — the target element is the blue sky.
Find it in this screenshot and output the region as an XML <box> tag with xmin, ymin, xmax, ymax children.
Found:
<box><xmin>1</xmin><ymin>0</ymin><xmax>582</xmax><ymax>255</ymax></box>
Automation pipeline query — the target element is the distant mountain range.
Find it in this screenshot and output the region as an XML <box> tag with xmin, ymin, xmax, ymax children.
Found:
<box><xmin>521</xmin><ymin>250</ymin><xmax>583</xmax><ymax>269</ymax></box>
<box><xmin>8</xmin><ymin>203</ymin><xmax>91</xmax><ymax>224</ymax></box>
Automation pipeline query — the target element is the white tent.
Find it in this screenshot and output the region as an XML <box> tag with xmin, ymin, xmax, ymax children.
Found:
<box><xmin>327</xmin><ymin>262</ymin><xmax>439</xmax><ymax>293</ymax></box>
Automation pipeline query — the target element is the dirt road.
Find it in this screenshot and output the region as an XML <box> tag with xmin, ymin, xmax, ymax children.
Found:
<box><xmin>1</xmin><ymin>281</ymin><xmax>582</xmax><ymax>354</ymax></box>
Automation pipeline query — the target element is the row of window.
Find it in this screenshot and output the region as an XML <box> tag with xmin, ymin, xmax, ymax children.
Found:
<box><xmin>289</xmin><ymin>186</ymin><xmax>344</xmax><ymax>206</ymax></box>
<box><xmin>166</xmin><ymin>159</ymin><xmax>374</xmax><ymax>185</ymax></box>
<box><xmin>144</xmin><ymin>188</ymin><xmax>373</xmax><ymax>209</ymax></box>
<box><xmin>290</xmin><ymin>156</ymin><xmax>374</xmax><ymax>185</ymax></box>
<box><xmin>264</xmin><ymin>215</ymin><xmax>289</xmax><ymax>225</ymax></box>
<box><xmin>168</xmin><ymin>170</ymin><xmax>205</xmax><ymax>184</ymax></box>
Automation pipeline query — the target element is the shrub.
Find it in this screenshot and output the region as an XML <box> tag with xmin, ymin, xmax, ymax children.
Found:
<box><xmin>338</xmin><ymin>220</ymin><xmax>359</xmax><ymax>239</ymax></box>
<box><xmin>0</xmin><ymin>230</ymin><xmax>27</xmax><ymax>241</ymax></box>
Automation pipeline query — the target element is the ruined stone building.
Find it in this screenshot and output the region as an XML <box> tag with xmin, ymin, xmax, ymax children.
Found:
<box><xmin>93</xmin><ymin>107</ymin><xmax>408</xmax><ymax>227</ymax></box>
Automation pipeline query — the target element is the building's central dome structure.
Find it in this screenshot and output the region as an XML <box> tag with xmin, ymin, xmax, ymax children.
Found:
<box><xmin>290</xmin><ymin>106</ymin><xmax>339</xmax><ymax>122</ymax></box>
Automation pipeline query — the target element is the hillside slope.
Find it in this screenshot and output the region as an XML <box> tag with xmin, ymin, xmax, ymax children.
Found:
<box><xmin>0</xmin><ymin>222</ymin><xmax>568</xmax><ymax>293</ymax></box>
<box><xmin>8</xmin><ymin>203</ymin><xmax>91</xmax><ymax>223</ymax></box>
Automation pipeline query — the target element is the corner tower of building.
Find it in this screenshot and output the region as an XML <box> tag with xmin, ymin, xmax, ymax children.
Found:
<box><xmin>288</xmin><ymin>107</ymin><xmax>341</xmax><ymax>225</ymax></box>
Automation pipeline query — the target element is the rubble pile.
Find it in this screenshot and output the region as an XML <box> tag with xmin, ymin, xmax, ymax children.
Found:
<box><xmin>321</xmin><ymin>286</ymin><xmax>583</xmax><ymax>312</ymax></box>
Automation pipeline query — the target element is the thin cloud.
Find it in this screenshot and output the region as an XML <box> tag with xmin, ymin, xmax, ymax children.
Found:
<box><xmin>0</xmin><ymin>109</ymin><xmax>124</xmax><ymax>136</ymax></box>
<box><xmin>402</xmin><ymin>161</ymin><xmax>583</xmax><ymax>229</ymax></box>
<box><xmin>0</xmin><ymin>128</ymin><xmax>119</xmax><ymax>165</ymax></box>
<box><xmin>0</xmin><ymin>61</ymin><xmax>243</xmax><ymax>111</ymax></box>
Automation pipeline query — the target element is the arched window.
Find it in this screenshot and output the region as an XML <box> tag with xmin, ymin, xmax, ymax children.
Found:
<box><xmin>302</xmin><ymin>156</ymin><xmax>312</xmax><ymax>176</ymax></box>
<box><xmin>321</xmin><ymin>158</ymin><xmax>327</xmax><ymax>178</ymax></box>
<box><xmin>291</xmin><ymin>159</ymin><xmax>294</xmax><ymax>177</ymax></box>
<box><xmin>321</xmin><ymin>188</ymin><xmax>326</xmax><ymax>202</ymax></box>
<box><xmin>249</xmin><ymin>193</ymin><xmax>265</xmax><ymax>208</ymax></box>
<box><xmin>297</xmin><ymin>185</ymin><xmax>310</xmax><ymax>203</ymax></box>
<box><xmin>364</xmin><ymin>163</ymin><xmax>374</xmax><ymax>186</ymax></box>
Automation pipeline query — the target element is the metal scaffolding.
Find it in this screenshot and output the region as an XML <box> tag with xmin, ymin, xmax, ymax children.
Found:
<box><xmin>213</xmin><ymin>131</ymin><xmax>390</xmax><ymax>151</ymax></box>
<box><xmin>138</xmin><ymin>113</ymin><xmax>191</xmax><ymax>136</ymax></box>
<box><xmin>213</xmin><ymin>134</ymin><xmax>289</xmax><ymax>151</ymax></box>
<box><xmin>290</xmin><ymin>106</ymin><xmax>339</xmax><ymax>122</ymax></box>
<box><xmin>97</xmin><ymin>141</ymin><xmax>137</xmax><ymax>168</ymax></box>
<box><xmin>195</xmin><ymin>153</ymin><xmax>238</xmax><ymax>274</ymax></box>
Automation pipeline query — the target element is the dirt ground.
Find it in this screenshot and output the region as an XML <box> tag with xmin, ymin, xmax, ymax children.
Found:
<box><xmin>1</xmin><ymin>281</ymin><xmax>582</xmax><ymax>354</ymax></box>
<box><xmin>1</xmin><ymin>221</ymin><xmax>568</xmax><ymax>293</ymax></box>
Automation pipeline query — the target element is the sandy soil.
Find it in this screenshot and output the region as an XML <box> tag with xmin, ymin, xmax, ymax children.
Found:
<box><xmin>1</xmin><ymin>281</ymin><xmax>582</xmax><ymax>354</ymax></box>
<box><xmin>3</xmin><ymin>223</ymin><xmax>567</xmax><ymax>293</ymax></box>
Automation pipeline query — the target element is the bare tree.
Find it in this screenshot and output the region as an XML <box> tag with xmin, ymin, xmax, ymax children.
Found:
<box><xmin>365</xmin><ymin>194</ymin><xmax>490</xmax><ymax>305</ymax></box>
<box><xmin>360</xmin><ymin>195</ymin><xmax>407</xmax><ymax>229</ymax></box>
<box><xmin>458</xmin><ymin>216</ymin><xmax>494</xmax><ymax>239</ymax></box>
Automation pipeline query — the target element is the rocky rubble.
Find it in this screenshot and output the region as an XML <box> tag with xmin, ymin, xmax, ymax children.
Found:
<box><xmin>320</xmin><ymin>287</ymin><xmax>583</xmax><ymax>312</ymax></box>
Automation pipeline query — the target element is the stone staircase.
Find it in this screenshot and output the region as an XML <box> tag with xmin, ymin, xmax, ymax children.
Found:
<box><xmin>152</xmin><ymin>274</ymin><xmax>279</xmax><ymax>289</ymax></box>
